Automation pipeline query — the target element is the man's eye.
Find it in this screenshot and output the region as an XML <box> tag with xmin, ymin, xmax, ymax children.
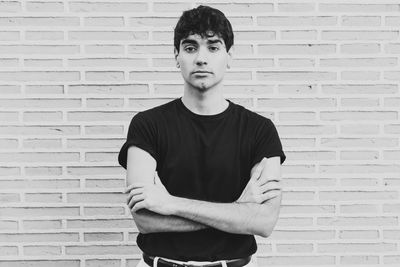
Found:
<box><xmin>184</xmin><ymin>46</ymin><xmax>196</xmax><ymax>52</ymax></box>
<box><xmin>209</xmin><ymin>46</ymin><xmax>220</xmax><ymax>52</ymax></box>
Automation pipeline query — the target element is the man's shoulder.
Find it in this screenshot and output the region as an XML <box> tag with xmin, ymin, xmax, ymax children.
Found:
<box><xmin>234</xmin><ymin>103</ymin><xmax>272</xmax><ymax>125</ymax></box>
<box><xmin>136</xmin><ymin>98</ymin><xmax>179</xmax><ymax>118</ymax></box>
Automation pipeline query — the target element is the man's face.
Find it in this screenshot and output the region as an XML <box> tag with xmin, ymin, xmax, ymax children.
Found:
<box><xmin>175</xmin><ymin>33</ymin><xmax>233</xmax><ymax>92</ymax></box>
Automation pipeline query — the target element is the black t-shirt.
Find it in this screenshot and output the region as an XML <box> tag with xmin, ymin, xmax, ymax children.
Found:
<box><xmin>118</xmin><ymin>97</ymin><xmax>286</xmax><ymax>261</ymax></box>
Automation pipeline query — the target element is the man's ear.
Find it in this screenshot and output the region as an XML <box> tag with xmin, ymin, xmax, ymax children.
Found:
<box><xmin>227</xmin><ymin>45</ymin><xmax>234</xmax><ymax>69</ymax></box>
<box><xmin>174</xmin><ymin>48</ymin><xmax>180</xmax><ymax>68</ymax></box>
<box><xmin>174</xmin><ymin>47</ymin><xmax>179</xmax><ymax>60</ymax></box>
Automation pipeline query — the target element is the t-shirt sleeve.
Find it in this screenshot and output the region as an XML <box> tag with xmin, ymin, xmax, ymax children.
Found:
<box><xmin>118</xmin><ymin>112</ymin><xmax>158</xmax><ymax>169</ymax></box>
<box><xmin>251</xmin><ymin>118</ymin><xmax>286</xmax><ymax>166</ymax></box>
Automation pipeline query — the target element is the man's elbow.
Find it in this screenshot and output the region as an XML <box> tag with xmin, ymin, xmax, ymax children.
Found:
<box><xmin>256</xmin><ymin>225</ymin><xmax>274</xmax><ymax>238</ymax></box>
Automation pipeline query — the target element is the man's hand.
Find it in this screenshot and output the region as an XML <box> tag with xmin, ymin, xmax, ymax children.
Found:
<box><xmin>125</xmin><ymin>172</ymin><xmax>176</xmax><ymax>215</ymax></box>
<box><xmin>236</xmin><ymin>157</ymin><xmax>281</xmax><ymax>204</ymax></box>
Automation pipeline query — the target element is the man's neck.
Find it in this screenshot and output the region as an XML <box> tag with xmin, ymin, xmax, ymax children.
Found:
<box><xmin>181</xmin><ymin>84</ymin><xmax>229</xmax><ymax>116</ymax></box>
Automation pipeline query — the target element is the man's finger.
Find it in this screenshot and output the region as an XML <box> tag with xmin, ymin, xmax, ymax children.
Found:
<box><xmin>128</xmin><ymin>194</ymin><xmax>145</xmax><ymax>210</ymax></box>
<box><xmin>132</xmin><ymin>200</ymin><xmax>146</xmax><ymax>213</ymax></box>
<box><xmin>124</xmin><ymin>183</ymin><xmax>146</xmax><ymax>193</ymax></box>
<box><xmin>260</xmin><ymin>189</ymin><xmax>281</xmax><ymax>203</ymax></box>
<box><xmin>127</xmin><ymin>188</ymin><xmax>144</xmax><ymax>203</ymax></box>
<box><xmin>260</xmin><ymin>181</ymin><xmax>281</xmax><ymax>193</ymax></box>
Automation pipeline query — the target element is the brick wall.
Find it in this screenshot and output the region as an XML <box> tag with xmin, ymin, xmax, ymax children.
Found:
<box><xmin>0</xmin><ymin>1</ymin><xmax>399</xmax><ymax>266</ymax></box>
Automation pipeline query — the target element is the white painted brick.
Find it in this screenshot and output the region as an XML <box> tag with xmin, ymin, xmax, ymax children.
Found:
<box><xmin>84</xmin><ymin>125</ymin><xmax>124</xmax><ymax>135</ymax></box>
<box><xmin>318</xmin><ymin>243</ymin><xmax>396</xmax><ymax>253</ymax></box>
<box><xmin>0</xmin><ymin>233</ymin><xmax>79</xmax><ymax>242</ymax></box>
<box><xmin>0</xmin><ymin>220</ymin><xmax>18</xmax><ymax>230</ymax></box>
<box><xmin>258</xmin><ymin>16</ymin><xmax>337</xmax><ymax>26</ymax></box>
<box><xmin>69</xmin><ymin>58</ymin><xmax>148</xmax><ymax>67</ymax></box>
<box><xmin>153</xmin><ymin>2</ymin><xmax>191</xmax><ymax>13</ymax></box>
<box><xmin>25</xmin><ymin>31</ymin><xmax>64</xmax><ymax>41</ymax></box>
<box><xmin>258</xmin><ymin>44</ymin><xmax>336</xmax><ymax>55</ymax></box>
<box><xmin>69</xmin><ymin>31</ymin><xmax>149</xmax><ymax>41</ymax></box>
<box><xmin>385</xmin><ymin>16</ymin><xmax>400</xmax><ymax>26</ymax></box>
<box><xmin>67</xmin><ymin>138</ymin><xmax>121</xmax><ymax>149</ymax></box>
<box><xmin>0</xmin><ymin>17</ymin><xmax>79</xmax><ymax>26</ymax></box>
<box><xmin>258</xmin><ymin>256</ymin><xmax>334</xmax><ymax>266</ymax></box>
<box><xmin>25</xmin><ymin>85</ymin><xmax>64</xmax><ymax>94</ymax></box>
<box><xmin>322</xmin><ymin>84</ymin><xmax>398</xmax><ymax>94</ymax></box>
<box><xmin>341</xmin><ymin>16</ymin><xmax>381</xmax><ymax>26</ymax></box>
<box><xmin>85</xmin><ymin>71</ymin><xmax>124</xmax><ymax>81</ymax></box>
<box><xmin>340</xmin><ymin>255</ymin><xmax>379</xmax><ymax>265</ymax></box>
<box><xmin>0</xmin><ymin>261</ymin><xmax>79</xmax><ymax>267</ymax></box>
<box><xmin>339</xmin><ymin>230</ymin><xmax>379</xmax><ymax>239</ymax></box>
<box><xmin>85</xmin><ymin>44</ymin><xmax>124</xmax><ymax>54</ymax></box>
<box><xmin>67</xmin><ymin>192</ymin><xmax>125</xmax><ymax>203</ymax></box>
<box><xmin>320</xmin><ymin>4</ymin><xmax>400</xmax><ymax>13</ymax></box>
<box><xmin>0</xmin><ymin>246</ymin><xmax>18</xmax><ymax>256</ymax></box>
<box><xmin>85</xmin><ymin>179</ymin><xmax>125</xmax><ymax>188</ymax></box>
<box><xmin>320</xmin><ymin>111</ymin><xmax>397</xmax><ymax>121</ymax></box>
<box><xmin>340</xmin><ymin>43</ymin><xmax>381</xmax><ymax>54</ymax></box>
<box><xmin>0</xmin><ymin>1</ymin><xmax>21</xmax><ymax>12</ymax></box>
<box><xmin>276</xmin><ymin>243</ymin><xmax>313</xmax><ymax>253</ymax></box>
<box><xmin>0</xmin><ymin>152</ymin><xmax>79</xmax><ymax>163</ymax></box>
<box><xmin>0</xmin><ymin>112</ymin><xmax>18</xmax><ymax>122</ymax></box>
<box><xmin>85</xmin><ymin>259</ymin><xmax>121</xmax><ymax>267</ymax></box>
<box><xmin>67</xmin><ymin>111</ymin><xmax>133</xmax><ymax>122</ymax></box>
<box><xmin>25</xmin><ymin>193</ymin><xmax>63</xmax><ymax>203</ymax></box>
<box><xmin>383</xmin><ymin>150</ymin><xmax>400</xmax><ymax>160</ymax></box>
<box><xmin>26</xmin><ymin>2</ymin><xmax>64</xmax><ymax>12</ymax></box>
<box><xmin>68</xmin><ymin>84</ymin><xmax>149</xmax><ymax>95</ymax></box>
<box><xmin>84</xmin><ymin>232</ymin><xmax>123</xmax><ymax>242</ymax></box>
<box><xmin>205</xmin><ymin>3</ymin><xmax>273</xmax><ymax>13</ymax></box>
<box><xmin>340</xmin><ymin>178</ymin><xmax>379</xmax><ymax>187</ymax></box>
<box><xmin>0</xmin><ymin>193</ymin><xmax>19</xmax><ymax>203</ymax></box>
<box><xmin>340</xmin><ymin>124</ymin><xmax>380</xmax><ymax>135</ymax></box>
<box><xmin>84</xmin><ymin>17</ymin><xmax>124</xmax><ymax>27</ymax></box>
<box><xmin>0</xmin><ymin>31</ymin><xmax>19</xmax><ymax>41</ymax></box>
<box><xmin>83</xmin><ymin>207</ymin><xmax>125</xmax><ymax>216</ymax></box>
<box><xmin>23</xmin><ymin>112</ymin><xmax>63</xmax><ymax>122</ymax></box>
<box><xmin>278</xmin><ymin>3</ymin><xmax>315</xmax><ymax>12</ymax></box>
<box><xmin>280</xmin><ymin>205</ymin><xmax>335</xmax><ymax>214</ymax></box>
<box><xmin>340</xmin><ymin>150</ymin><xmax>379</xmax><ymax>160</ymax></box>
<box><xmin>23</xmin><ymin>245</ymin><xmax>62</xmax><ymax>255</ymax></box>
<box><xmin>69</xmin><ymin>2</ymin><xmax>148</xmax><ymax>13</ymax></box>
<box><xmin>281</xmin><ymin>30</ymin><xmax>318</xmax><ymax>40</ymax></box>
<box><xmin>85</xmin><ymin>152</ymin><xmax>117</xmax><ymax>162</ymax></box>
<box><xmin>0</xmin><ymin>58</ymin><xmax>18</xmax><ymax>67</ymax></box>
<box><xmin>340</xmin><ymin>97</ymin><xmax>379</xmax><ymax>107</ymax></box>
<box><xmin>67</xmin><ymin>219</ymin><xmax>135</xmax><ymax>229</ymax></box>
<box><xmin>1</xmin><ymin>207</ymin><xmax>79</xmax><ymax>217</ymax></box>
<box><xmin>65</xmin><ymin>245</ymin><xmax>140</xmax><ymax>255</ymax></box>
<box><xmin>23</xmin><ymin>220</ymin><xmax>62</xmax><ymax>230</ymax></box>
<box><xmin>340</xmin><ymin>204</ymin><xmax>380</xmax><ymax>214</ymax></box>
<box><xmin>278</xmin><ymin>58</ymin><xmax>315</xmax><ymax>67</ymax></box>
<box><xmin>86</xmin><ymin>98</ymin><xmax>124</xmax><ymax>108</ymax></box>
<box><xmin>278</xmin><ymin>111</ymin><xmax>316</xmax><ymax>121</ymax></box>
<box><xmin>0</xmin><ymin>139</ymin><xmax>18</xmax><ymax>149</ymax></box>
<box><xmin>0</xmin><ymin>71</ymin><xmax>80</xmax><ymax>81</ymax></box>
<box><xmin>318</xmin><ymin>216</ymin><xmax>397</xmax><ymax>226</ymax></box>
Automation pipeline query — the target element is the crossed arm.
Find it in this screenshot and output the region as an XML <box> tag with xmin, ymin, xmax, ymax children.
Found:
<box><xmin>125</xmin><ymin>146</ymin><xmax>282</xmax><ymax>237</ymax></box>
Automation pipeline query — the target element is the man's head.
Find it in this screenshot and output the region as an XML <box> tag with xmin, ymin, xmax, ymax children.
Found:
<box><xmin>174</xmin><ymin>5</ymin><xmax>234</xmax><ymax>53</ymax></box>
<box><xmin>173</xmin><ymin>5</ymin><xmax>234</xmax><ymax>92</ymax></box>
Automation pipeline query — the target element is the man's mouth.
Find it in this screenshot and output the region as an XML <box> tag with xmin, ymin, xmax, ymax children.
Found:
<box><xmin>192</xmin><ymin>71</ymin><xmax>212</xmax><ymax>74</ymax></box>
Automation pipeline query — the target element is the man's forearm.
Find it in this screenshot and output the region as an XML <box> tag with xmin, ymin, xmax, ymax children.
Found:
<box><xmin>169</xmin><ymin>194</ymin><xmax>281</xmax><ymax>237</ymax></box>
<box><xmin>132</xmin><ymin>209</ymin><xmax>208</xmax><ymax>234</ymax></box>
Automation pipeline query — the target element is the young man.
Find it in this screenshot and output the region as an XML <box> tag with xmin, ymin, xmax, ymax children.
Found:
<box><xmin>118</xmin><ymin>5</ymin><xmax>286</xmax><ymax>267</ymax></box>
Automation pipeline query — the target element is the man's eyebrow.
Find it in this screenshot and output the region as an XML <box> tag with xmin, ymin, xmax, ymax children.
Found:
<box><xmin>207</xmin><ymin>39</ymin><xmax>223</xmax><ymax>45</ymax></box>
<box><xmin>181</xmin><ymin>39</ymin><xmax>198</xmax><ymax>45</ymax></box>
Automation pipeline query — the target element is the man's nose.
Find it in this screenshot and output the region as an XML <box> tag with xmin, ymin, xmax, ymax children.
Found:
<box><xmin>195</xmin><ymin>47</ymin><xmax>208</xmax><ymax>65</ymax></box>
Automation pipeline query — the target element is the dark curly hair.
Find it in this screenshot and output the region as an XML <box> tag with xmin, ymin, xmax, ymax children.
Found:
<box><xmin>174</xmin><ymin>5</ymin><xmax>234</xmax><ymax>53</ymax></box>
